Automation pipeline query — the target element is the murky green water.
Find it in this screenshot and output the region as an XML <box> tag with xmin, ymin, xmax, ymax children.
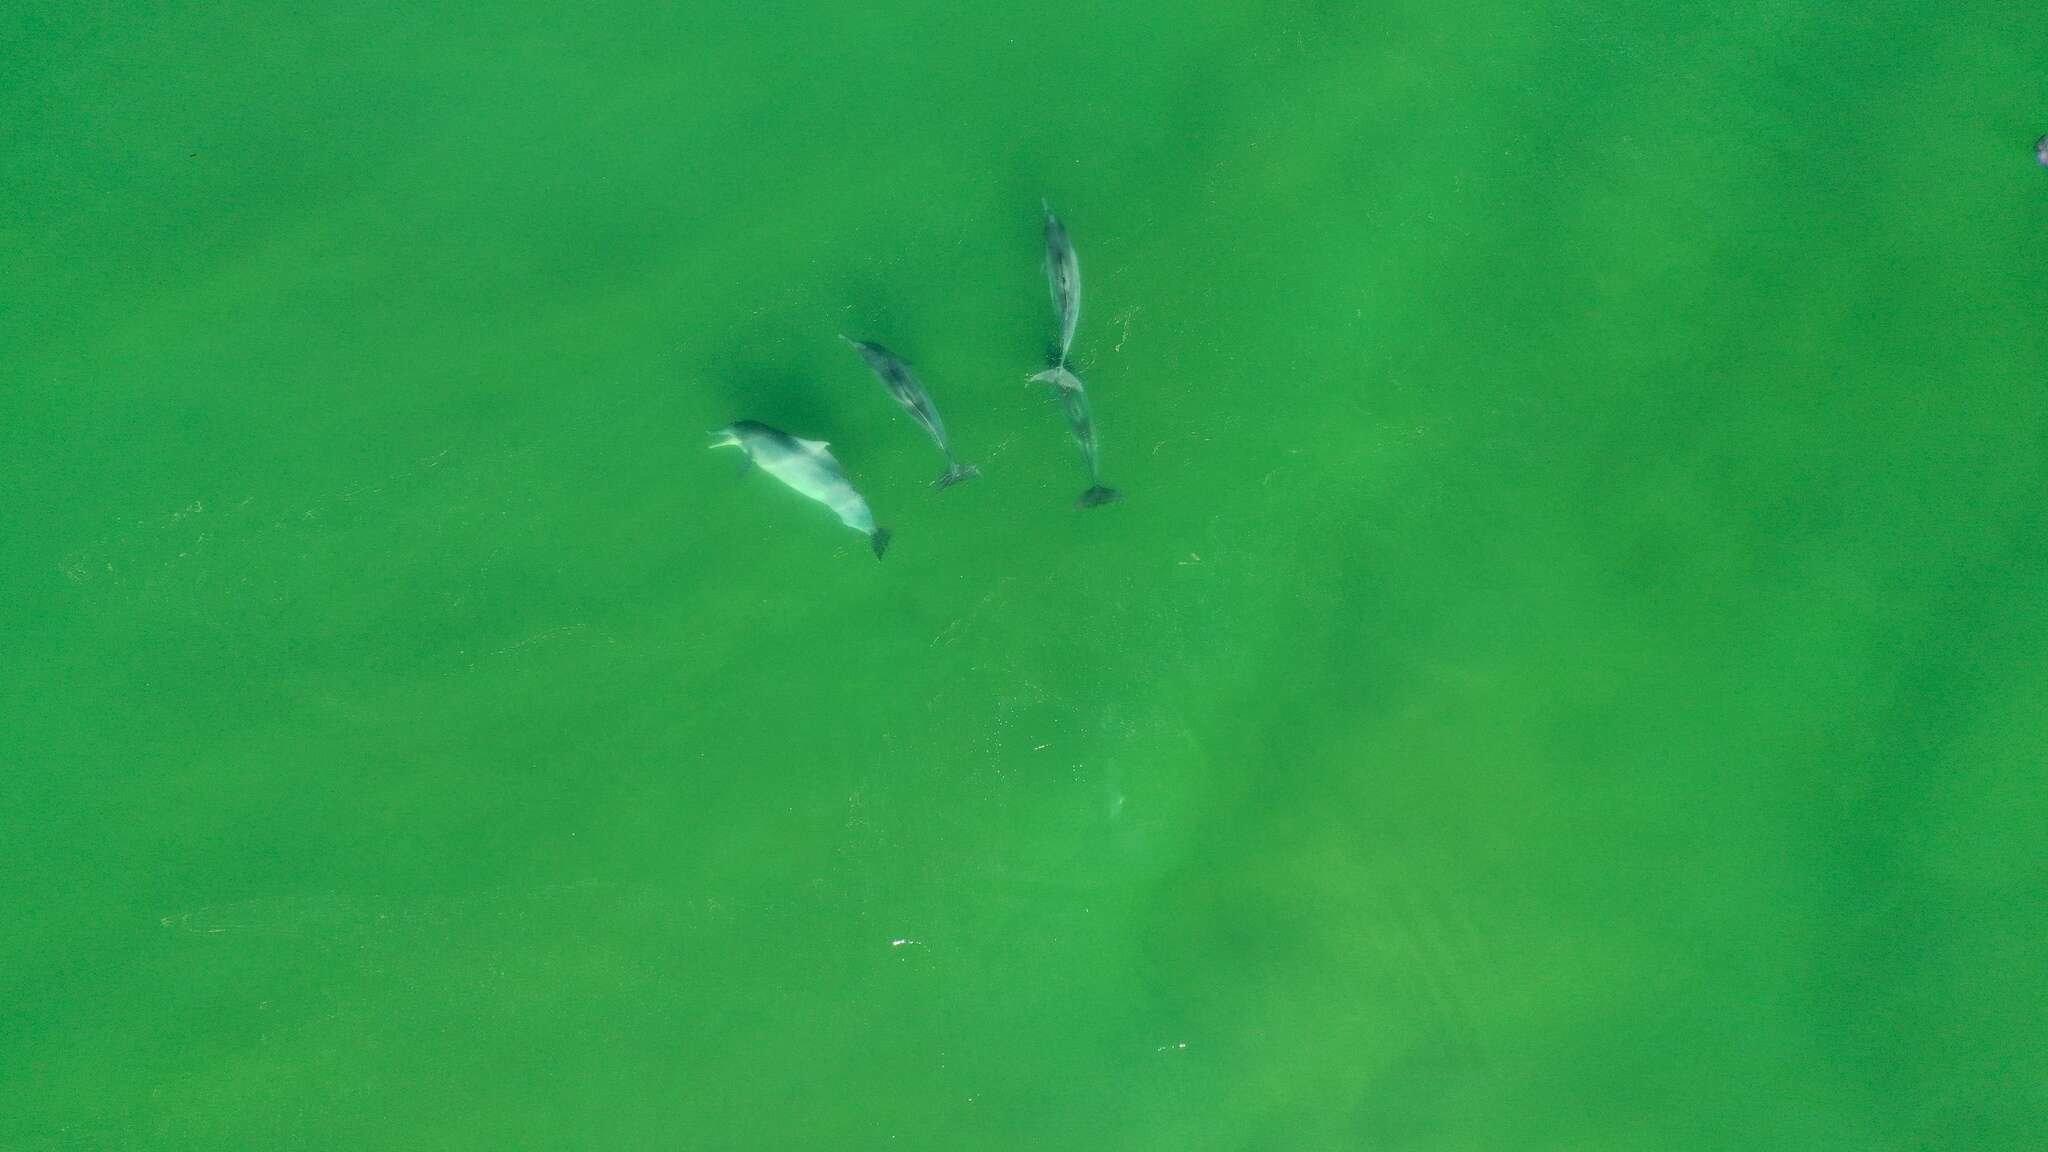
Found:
<box><xmin>6</xmin><ymin>2</ymin><xmax>2046</xmax><ymax>1147</ymax></box>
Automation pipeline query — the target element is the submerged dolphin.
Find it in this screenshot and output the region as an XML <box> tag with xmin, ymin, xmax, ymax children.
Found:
<box><xmin>1027</xmin><ymin>365</ymin><xmax>1119</xmax><ymax>508</ymax></box>
<box><xmin>710</xmin><ymin>420</ymin><xmax>892</xmax><ymax>558</ymax></box>
<box><xmin>1043</xmin><ymin>200</ymin><xmax>1081</xmax><ymax>366</ymax></box>
<box><xmin>842</xmin><ymin>337</ymin><xmax>979</xmax><ymax>489</ymax></box>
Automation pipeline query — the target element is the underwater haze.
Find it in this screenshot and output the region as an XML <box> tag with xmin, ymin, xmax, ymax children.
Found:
<box><xmin>5</xmin><ymin>1</ymin><xmax>2046</xmax><ymax>1147</ymax></box>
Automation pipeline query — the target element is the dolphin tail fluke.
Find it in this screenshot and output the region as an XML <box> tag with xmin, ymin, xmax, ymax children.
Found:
<box><xmin>934</xmin><ymin>462</ymin><xmax>981</xmax><ymax>490</ymax></box>
<box><xmin>870</xmin><ymin>527</ymin><xmax>892</xmax><ymax>559</ymax></box>
<box><xmin>1077</xmin><ymin>485</ymin><xmax>1121</xmax><ymax>509</ymax></box>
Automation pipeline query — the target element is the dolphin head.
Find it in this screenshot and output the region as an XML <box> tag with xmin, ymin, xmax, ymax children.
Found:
<box><xmin>707</xmin><ymin>426</ymin><xmax>742</xmax><ymax>450</ymax></box>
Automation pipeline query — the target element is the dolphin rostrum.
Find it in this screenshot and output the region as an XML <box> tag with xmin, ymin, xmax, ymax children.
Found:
<box><xmin>1027</xmin><ymin>365</ymin><xmax>1119</xmax><ymax>508</ymax></box>
<box><xmin>711</xmin><ymin>420</ymin><xmax>892</xmax><ymax>557</ymax></box>
<box><xmin>1043</xmin><ymin>200</ymin><xmax>1081</xmax><ymax>367</ymax></box>
<box><xmin>841</xmin><ymin>337</ymin><xmax>979</xmax><ymax>489</ymax></box>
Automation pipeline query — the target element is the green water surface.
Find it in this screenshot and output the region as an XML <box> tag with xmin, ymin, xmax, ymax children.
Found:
<box><xmin>5</xmin><ymin>1</ymin><xmax>2046</xmax><ymax>1147</ymax></box>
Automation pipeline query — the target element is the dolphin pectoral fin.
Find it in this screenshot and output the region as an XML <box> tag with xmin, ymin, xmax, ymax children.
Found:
<box><xmin>934</xmin><ymin>463</ymin><xmax>980</xmax><ymax>490</ymax></box>
<box><xmin>735</xmin><ymin>454</ymin><xmax>754</xmax><ymax>478</ymax></box>
<box><xmin>1076</xmin><ymin>485</ymin><xmax>1121</xmax><ymax>509</ymax></box>
<box><xmin>870</xmin><ymin>527</ymin><xmax>892</xmax><ymax>559</ymax></box>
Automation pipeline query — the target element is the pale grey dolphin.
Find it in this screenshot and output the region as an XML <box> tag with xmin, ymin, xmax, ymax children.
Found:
<box><xmin>841</xmin><ymin>336</ymin><xmax>979</xmax><ymax>489</ymax></box>
<box><xmin>1043</xmin><ymin>200</ymin><xmax>1081</xmax><ymax>366</ymax></box>
<box><xmin>710</xmin><ymin>420</ymin><xmax>892</xmax><ymax>557</ymax></box>
<box><xmin>1027</xmin><ymin>365</ymin><xmax>1119</xmax><ymax>508</ymax></box>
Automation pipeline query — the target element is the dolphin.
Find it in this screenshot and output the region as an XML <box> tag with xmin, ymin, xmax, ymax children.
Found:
<box><xmin>1043</xmin><ymin>200</ymin><xmax>1081</xmax><ymax>366</ymax></box>
<box><xmin>1027</xmin><ymin>365</ymin><xmax>1120</xmax><ymax>508</ymax></box>
<box><xmin>710</xmin><ymin>420</ymin><xmax>892</xmax><ymax>558</ymax></box>
<box><xmin>841</xmin><ymin>337</ymin><xmax>979</xmax><ymax>489</ymax></box>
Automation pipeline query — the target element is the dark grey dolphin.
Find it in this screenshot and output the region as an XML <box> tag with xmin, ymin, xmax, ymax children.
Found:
<box><xmin>841</xmin><ymin>337</ymin><xmax>979</xmax><ymax>489</ymax></box>
<box><xmin>1043</xmin><ymin>200</ymin><xmax>1081</xmax><ymax>366</ymax></box>
<box><xmin>1028</xmin><ymin>365</ymin><xmax>1119</xmax><ymax>508</ymax></box>
<box><xmin>710</xmin><ymin>420</ymin><xmax>891</xmax><ymax>558</ymax></box>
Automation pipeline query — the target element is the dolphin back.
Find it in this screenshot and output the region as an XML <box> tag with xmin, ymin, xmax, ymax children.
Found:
<box><xmin>1043</xmin><ymin>203</ymin><xmax>1080</xmax><ymax>361</ymax></box>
